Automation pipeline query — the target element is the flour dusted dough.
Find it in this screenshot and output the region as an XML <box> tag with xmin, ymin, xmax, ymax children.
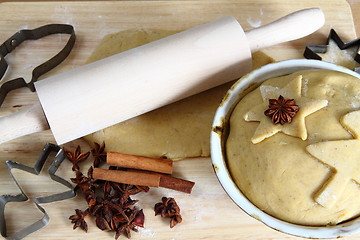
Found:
<box><xmin>244</xmin><ymin>75</ymin><xmax>328</xmax><ymax>143</ymax></box>
<box><xmin>226</xmin><ymin>70</ymin><xmax>360</xmax><ymax>225</ymax></box>
<box><xmin>318</xmin><ymin>39</ymin><xmax>360</xmax><ymax>70</ymax></box>
<box><xmin>83</xmin><ymin>29</ymin><xmax>274</xmax><ymax>159</ymax></box>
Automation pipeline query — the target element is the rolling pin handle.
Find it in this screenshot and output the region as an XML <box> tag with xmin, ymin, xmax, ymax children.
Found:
<box><xmin>245</xmin><ymin>8</ymin><xmax>325</xmax><ymax>52</ymax></box>
<box><xmin>0</xmin><ymin>103</ymin><xmax>49</xmax><ymax>144</ymax></box>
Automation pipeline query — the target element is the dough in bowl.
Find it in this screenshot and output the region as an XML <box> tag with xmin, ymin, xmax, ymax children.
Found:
<box><xmin>226</xmin><ymin>69</ymin><xmax>360</xmax><ymax>225</ymax></box>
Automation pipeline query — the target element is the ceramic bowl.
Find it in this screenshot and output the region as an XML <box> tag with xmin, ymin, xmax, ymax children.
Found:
<box><xmin>210</xmin><ymin>59</ymin><xmax>360</xmax><ymax>238</ymax></box>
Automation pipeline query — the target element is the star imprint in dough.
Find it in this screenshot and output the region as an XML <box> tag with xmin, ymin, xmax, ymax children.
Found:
<box><xmin>306</xmin><ymin>110</ymin><xmax>360</xmax><ymax>208</ymax></box>
<box><xmin>244</xmin><ymin>75</ymin><xmax>328</xmax><ymax>144</ymax></box>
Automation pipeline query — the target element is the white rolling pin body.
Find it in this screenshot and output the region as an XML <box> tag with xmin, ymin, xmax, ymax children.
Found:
<box><xmin>0</xmin><ymin>8</ymin><xmax>325</xmax><ymax>145</ymax></box>
<box><xmin>35</xmin><ymin>16</ymin><xmax>252</xmax><ymax>144</ymax></box>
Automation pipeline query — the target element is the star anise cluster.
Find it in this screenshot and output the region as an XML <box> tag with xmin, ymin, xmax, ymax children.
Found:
<box><xmin>64</xmin><ymin>143</ymin><xmax>149</xmax><ymax>239</ymax></box>
<box><xmin>91</xmin><ymin>141</ymin><xmax>107</xmax><ymax>168</ymax></box>
<box><xmin>154</xmin><ymin>197</ymin><xmax>182</xmax><ymax>228</ymax></box>
<box><xmin>264</xmin><ymin>95</ymin><xmax>299</xmax><ymax>125</ymax></box>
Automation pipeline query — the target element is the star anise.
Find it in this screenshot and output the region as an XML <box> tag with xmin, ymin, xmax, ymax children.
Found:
<box><xmin>110</xmin><ymin>182</ymin><xmax>149</xmax><ymax>205</ymax></box>
<box><xmin>169</xmin><ymin>214</ymin><xmax>182</xmax><ymax>228</ymax></box>
<box><xmin>154</xmin><ymin>197</ymin><xmax>182</xmax><ymax>228</ymax></box>
<box><xmin>95</xmin><ymin>208</ymin><xmax>112</xmax><ymax>231</ymax></box>
<box><xmin>69</xmin><ymin>209</ymin><xmax>89</xmax><ymax>232</ymax></box>
<box><xmin>66</xmin><ymin>143</ymin><xmax>155</xmax><ymax>239</ymax></box>
<box><xmin>92</xmin><ymin>142</ymin><xmax>107</xmax><ymax>168</ymax></box>
<box><xmin>264</xmin><ymin>95</ymin><xmax>299</xmax><ymax>125</ymax></box>
<box><xmin>64</xmin><ymin>145</ymin><xmax>90</xmax><ymax>171</ymax></box>
<box><xmin>70</xmin><ymin>167</ymin><xmax>97</xmax><ymax>203</ymax></box>
<box><xmin>115</xmin><ymin>208</ymin><xmax>144</xmax><ymax>239</ymax></box>
<box><xmin>111</xmin><ymin>214</ymin><xmax>127</xmax><ymax>231</ymax></box>
<box><xmin>66</xmin><ymin>142</ymin><xmax>194</xmax><ymax>238</ymax></box>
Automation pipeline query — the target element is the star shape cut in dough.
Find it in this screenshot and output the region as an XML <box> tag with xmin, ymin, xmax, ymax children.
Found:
<box><xmin>244</xmin><ymin>75</ymin><xmax>328</xmax><ymax>144</ymax></box>
<box><xmin>306</xmin><ymin>110</ymin><xmax>360</xmax><ymax>208</ymax></box>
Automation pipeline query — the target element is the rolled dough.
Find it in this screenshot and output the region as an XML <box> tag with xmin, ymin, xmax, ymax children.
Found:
<box><xmin>83</xmin><ymin>29</ymin><xmax>274</xmax><ymax>159</ymax></box>
<box><xmin>227</xmin><ymin>70</ymin><xmax>360</xmax><ymax>225</ymax></box>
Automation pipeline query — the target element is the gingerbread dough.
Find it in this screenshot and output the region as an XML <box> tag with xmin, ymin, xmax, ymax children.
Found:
<box><xmin>244</xmin><ymin>75</ymin><xmax>328</xmax><ymax>143</ymax></box>
<box><xmin>227</xmin><ymin>70</ymin><xmax>360</xmax><ymax>225</ymax></box>
<box><xmin>306</xmin><ymin>110</ymin><xmax>360</xmax><ymax>209</ymax></box>
<box><xmin>318</xmin><ymin>39</ymin><xmax>360</xmax><ymax>70</ymax></box>
<box><xmin>83</xmin><ymin>29</ymin><xmax>274</xmax><ymax>159</ymax></box>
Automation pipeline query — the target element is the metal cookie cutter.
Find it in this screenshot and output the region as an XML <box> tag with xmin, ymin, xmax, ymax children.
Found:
<box><xmin>0</xmin><ymin>143</ymin><xmax>76</xmax><ymax>240</ymax></box>
<box><xmin>303</xmin><ymin>29</ymin><xmax>360</xmax><ymax>73</ymax></box>
<box><xmin>0</xmin><ymin>24</ymin><xmax>76</xmax><ymax>107</ymax></box>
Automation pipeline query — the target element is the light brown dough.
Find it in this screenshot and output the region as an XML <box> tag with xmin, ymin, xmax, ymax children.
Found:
<box><xmin>83</xmin><ymin>29</ymin><xmax>274</xmax><ymax>159</ymax></box>
<box><xmin>227</xmin><ymin>70</ymin><xmax>360</xmax><ymax>225</ymax></box>
<box><xmin>318</xmin><ymin>39</ymin><xmax>360</xmax><ymax>70</ymax></box>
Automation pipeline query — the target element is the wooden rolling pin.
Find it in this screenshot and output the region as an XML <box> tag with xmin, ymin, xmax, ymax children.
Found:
<box><xmin>0</xmin><ymin>8</ymin><xmax>324</xmax><ymax>145</ymax></box>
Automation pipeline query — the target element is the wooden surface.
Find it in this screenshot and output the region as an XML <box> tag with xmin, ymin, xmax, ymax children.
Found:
<box><xmin>0</xmin><ymin>1</ymin><xmax>358</xmax><ymax>239</ymax></box>
<box><xmin>347</xmin><ymin>0</ymin><xmax>360</xmax><ymax>36</ymax></box>
<box><xmin>1</xmin><ymin>0</ymin><xmax>359</xmax><ymax>36</ymax></box>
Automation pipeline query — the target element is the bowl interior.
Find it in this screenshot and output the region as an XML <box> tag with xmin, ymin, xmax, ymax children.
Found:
<box><xmin>210</xmin><ymin>59</ymin><xmax>360</xmax><ymax>239</ymax></box>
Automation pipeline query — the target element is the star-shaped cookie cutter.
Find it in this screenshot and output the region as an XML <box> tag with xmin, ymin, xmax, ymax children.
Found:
<box><xmin>0</xmin><ymin>143</ymin><xmax>75</xmax><ymax>240</ymax></box>
<box><xmin>303</xmin><ymin>29</ymin><xmax>360</xmax><ymax>73</ymax></box>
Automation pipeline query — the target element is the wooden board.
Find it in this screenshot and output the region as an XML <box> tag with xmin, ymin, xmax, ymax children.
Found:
<box><xmin>0</xmin><ymin>1</ymin><xmax>357</xmax><ymax>239</ymax></box>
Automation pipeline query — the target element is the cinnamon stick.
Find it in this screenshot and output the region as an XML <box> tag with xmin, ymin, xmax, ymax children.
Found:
<box><xmin>93</xmin><ymin>168</ymin><xmax>195</xmax><ymax>194</ymax></box>
<box><xmin>93</xmin><ymin>168</ymin><xmax>160</xmax><ymax>187</ymax></box>
<box><xmin>107</xmin><ymin>152</ymin><xmax>173</xmax><ymax>174</ymax></box>
<box><xmin>159</xmin><ymin>174</ymin><xmax>195</xmax><ymax>194</ymax></box>
<box><xmin>126</xmin><ymin>169</ymin><xmax>195</xmax><ymax>194</ymax></box>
